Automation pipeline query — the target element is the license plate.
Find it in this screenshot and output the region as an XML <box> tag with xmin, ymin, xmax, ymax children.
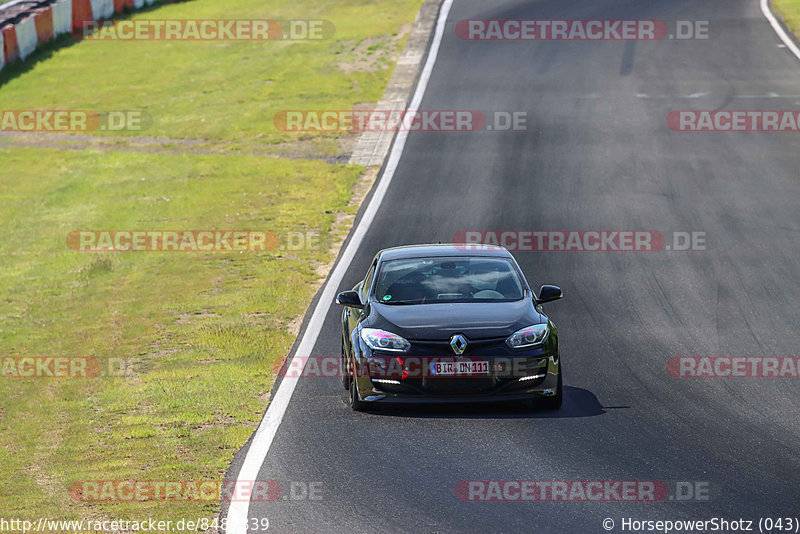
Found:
<box><xmin>430</xmin><ymin>360</ymin><xmax>489</xmax><ymax>376</ymax></box>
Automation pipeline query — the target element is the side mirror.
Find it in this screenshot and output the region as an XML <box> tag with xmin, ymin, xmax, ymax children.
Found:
<box><xmin>536</xmin><ymin>285</ymin><xmax>562</xmax><ymax>305</ymax></box>
<box><xmin>336</xmin><ymin>290</ymin><xmax>364</xmax><ymax>309</ymax></box>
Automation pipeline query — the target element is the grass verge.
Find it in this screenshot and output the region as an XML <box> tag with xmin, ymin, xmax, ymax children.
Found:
<box><xmin>773</xmin><ymin>0</ymin><xmax>800</xmax><ymax>36</ymax></box>
<box><xmin>0</xmin><ymin>0</ymin><xmax>425</xmax><ymax>525</ymax></box>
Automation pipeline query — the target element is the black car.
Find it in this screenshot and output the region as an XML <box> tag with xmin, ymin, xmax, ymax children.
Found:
<box><xmin>336</xmin><ymin>244</ymin><xmax>563</xmax><ymax>411</ymax></box>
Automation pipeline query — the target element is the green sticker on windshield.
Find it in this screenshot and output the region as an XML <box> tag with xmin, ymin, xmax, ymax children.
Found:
<box><xmin>382</xmin><ymin>295</ymin><xmax>392</xmax><ymax>301</ymax></box>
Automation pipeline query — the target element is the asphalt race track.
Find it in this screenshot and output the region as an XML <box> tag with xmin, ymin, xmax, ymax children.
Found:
<box><xmin>229</xmin><ymin>0</ymin><xmax>800</xmax><ymax>531</ymax></box>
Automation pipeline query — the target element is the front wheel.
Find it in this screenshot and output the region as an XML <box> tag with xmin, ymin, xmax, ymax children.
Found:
<box><xmin>349</xmin><ymin>373</ymin><xmax>367</xmax><ymax>412</ymax></box>
<box><xmin>341</xmin><ymin>339</ymin><xmax>349</xmax><ymax>390</ymax></box>
<box><xmin>541</xmin><ymin>365</ymin><xmax>563</xmax><ymax>410</ymax></box>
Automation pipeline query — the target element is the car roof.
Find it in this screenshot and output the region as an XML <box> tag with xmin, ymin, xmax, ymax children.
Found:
<box><xmin>377</xmin><ymin>244</ymin><xmax>513</xmax><ymax>261</ymax></box>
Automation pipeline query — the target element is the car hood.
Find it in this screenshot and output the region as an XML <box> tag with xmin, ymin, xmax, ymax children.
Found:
<box><xmin>368</xmin><ymin>299</ymin><xmax>543</xmax><ymax>341</ymax></box>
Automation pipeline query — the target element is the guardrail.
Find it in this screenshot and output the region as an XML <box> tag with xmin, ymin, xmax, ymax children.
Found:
<box><xmin>0</xmin><ymin>0</ymin><xmax>164</xmax><ymax>72</ymax></box>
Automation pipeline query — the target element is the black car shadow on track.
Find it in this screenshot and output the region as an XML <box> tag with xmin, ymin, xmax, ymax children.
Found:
<box><xmin>349</xmin><ymin>386</ymin><xmax>623</xmax><ymax>419</ymax></box>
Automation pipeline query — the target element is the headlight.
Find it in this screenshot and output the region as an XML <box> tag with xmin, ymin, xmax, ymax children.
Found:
<box><xmin>506</xmin><ymin>324</ymin><xmax>549</xmax><ymax>349</ymax></box>
<box><xmin>360</xmin><ymin>328</ymin><xmax>411</xmax><ymax>352</ymax></box>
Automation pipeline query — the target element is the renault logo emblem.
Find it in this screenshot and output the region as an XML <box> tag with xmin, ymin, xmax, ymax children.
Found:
<box><xmin>450</xmin><ymin>334</ymin><xmax>468</xmax><ymax>356</ymax></box>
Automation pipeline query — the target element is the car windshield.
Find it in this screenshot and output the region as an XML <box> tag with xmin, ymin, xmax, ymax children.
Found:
<box><xmin>373</xmin><ymin>257</ymin><xmax>525</xmax><ymax>304</ymax></box>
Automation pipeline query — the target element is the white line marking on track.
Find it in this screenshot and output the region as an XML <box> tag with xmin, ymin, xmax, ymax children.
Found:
<box><xmin>760</xmin><ymin>0</ymin><xmax>800</xmax><ymax>62</ymax></box>
<box><xmin>223</xmin><ymin>0</ymin><xmax>455</xmax><ymax>532</ymax></box>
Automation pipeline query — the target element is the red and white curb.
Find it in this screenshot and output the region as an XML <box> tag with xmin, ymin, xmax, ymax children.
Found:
<box><xmin>0</xmin><ymin>0</ymin><xmax>171</xmax><ymax>72</ymax></box>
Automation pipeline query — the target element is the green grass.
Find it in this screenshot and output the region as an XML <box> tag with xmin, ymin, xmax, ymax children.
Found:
<box><xmin>0</xmin><ymin>0</ymin><xmax>424</xmax><ymax>525</ymax></box>
<box><xmin>773</xmin><ymin>0</ymin><xmax>800</xmax><ymax>35</ymax></box>
<box><xmin>0</xmin><ymin>0</ymin><xmax>416</xmax><ymax>145</ymax></box>
<box><xmin>0</xmin><ymin>147</ymin><xmax>362</xmax><ymax>521</ymax></box>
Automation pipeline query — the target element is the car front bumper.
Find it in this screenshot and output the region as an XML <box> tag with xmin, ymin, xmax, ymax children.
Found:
<box><xmin>352</xmin><ymin>350</ymin><xmax>560</xmax><ymax>405</ymax></box>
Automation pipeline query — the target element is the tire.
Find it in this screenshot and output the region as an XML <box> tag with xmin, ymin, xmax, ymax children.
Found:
<box><xmin>349</xmin><ymin>372</ymin><xmax>367</xmax><ymax>412</ymax></box>
<box><xmin>341</xmin><ymin>339</ymin><xmax>349</xmax><ymax>391</ymax></box>
<box><xmin>541</xmin><ymin>364</ymin><xmax>563</xmax><ymax>410</ymax></box>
